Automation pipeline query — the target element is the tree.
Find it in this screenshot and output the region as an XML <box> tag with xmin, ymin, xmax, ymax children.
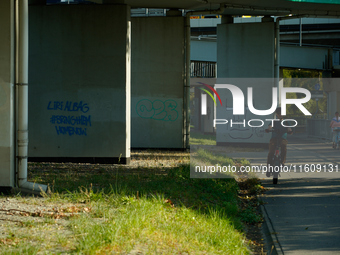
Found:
<box><xmin>283</xmin><ymin>69</ymin><xmax>326</xmax><ymax>116</ymax></box>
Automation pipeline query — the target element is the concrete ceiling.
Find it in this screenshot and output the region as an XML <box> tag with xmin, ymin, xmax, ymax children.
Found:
<box><xmin>96</xmin><ymin>0</ymin><xmax>340</xmax><ymax>16</ymax></box>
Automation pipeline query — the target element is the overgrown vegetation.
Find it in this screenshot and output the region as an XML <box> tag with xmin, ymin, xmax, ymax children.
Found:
<box><xmin>283</xmin><ymin>69</ymin><xmax>326</xmax><ymax>116</ymax></box>
<box><xmin>0</xmin><ymin>152</ymin><xmax>264</xmax><ymax>254</ymax></box>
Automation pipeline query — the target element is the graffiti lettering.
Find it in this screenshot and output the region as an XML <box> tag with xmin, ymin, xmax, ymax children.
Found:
<box><xmin>222</xmin><ymin>110</ymin><xmax>265</xmax><ymax>140</ymax></box>
<box><xmin>47</xmin><ymin>101</ymin><xmax>90</xmax><ymax>113</ymax></box>
<box><xmin>55</xmin><ymin>126</ymin><xmax>87</xmax><ymax>136</ymax></box>
<box><xmin>136</xmin><ymin>99</ymin><xmax>178</xmax><ymax>121</ymax></box>
<box><xmin>50</xmin><ymin>115</ymin><xmax>91</xmax><ymax>126</ymax></box>
<box><xmin>48</xmin><ymin>100</ymin><xmax>91</xmax><ymax>136</ymax></box>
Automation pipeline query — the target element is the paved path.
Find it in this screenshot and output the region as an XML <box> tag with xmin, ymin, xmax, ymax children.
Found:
<box><xmin>228</xmin><ymin>134</ymin><xmax>340</xmax><ymax>254</ymax></box>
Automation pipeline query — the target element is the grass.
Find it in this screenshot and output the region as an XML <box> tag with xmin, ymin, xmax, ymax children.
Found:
<box><xmin>189</xmin><ymin>131</ymin><xmax>265</xmax><ymax>153</ymax></box>
<box><xmin>190</xmin><ymin>131</ymin><xmax>216</xmax><ymax>145</ymax></box>
<box><xmin>194</xmin><ymin>148</ymin><xmax>250</xmax><ymax>167</ymax></box>
<box><xmin>0</xmin><ymin>152</ymin><xmax>264</xmax><ymax>254</ymax></box>
<box><xmin>70</xmin><ymin>193</ymin><xmax>247</xmax><ymax>254</ymax></box>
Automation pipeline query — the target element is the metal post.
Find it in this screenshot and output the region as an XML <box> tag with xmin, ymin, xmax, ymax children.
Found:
<box><xmin>299</xmin><ymin>18</ymin><xmax>302</xmax><ymax>46</ymax></box>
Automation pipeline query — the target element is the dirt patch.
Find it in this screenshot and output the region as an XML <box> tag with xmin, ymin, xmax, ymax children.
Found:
<box><xmin>0</xmin><ymin>197</ymin><xmax>83</xmax><ymax>253</ymax></box>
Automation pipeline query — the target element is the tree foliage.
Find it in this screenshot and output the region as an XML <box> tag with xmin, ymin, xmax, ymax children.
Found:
<box><xmin>283</xmin><ymin>69</ymin><xmax>326</xmax><ymax>116</ymax></box>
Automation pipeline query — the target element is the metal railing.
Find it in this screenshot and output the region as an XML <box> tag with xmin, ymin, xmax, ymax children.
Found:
<box><xmin>334</xmin><ymin>49</ymin><xmax>340</xmax><ymax>66</ymax></box>
<box><xmin>307</xmin><ymin>118</ymin><xmax>332</xmax><ymax>140</ymax></box>
<box><xmin>131</xmin><ymin>8</ymin><xmax>168</xmax><ymax>17</ymax></box>
<box><xmin>190</xmin><ymin>61</ymin><xmax>216</xmax><ymax>78</ymax></box>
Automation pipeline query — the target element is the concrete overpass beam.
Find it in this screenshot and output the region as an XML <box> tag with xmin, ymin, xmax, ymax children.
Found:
<box><xmin>221</xmin><ymin>15</ymin><xmax>233</xmax><ymax>24</ymax></box>
<box><xmin>262</xmin><ymin>15</ymin><xmax>274</xmax><ymax>22</ymax></box>
<box><xmin>280</xmin><ymin>45</ymin><xmax>331</xmax><ymax>70</ymax></box>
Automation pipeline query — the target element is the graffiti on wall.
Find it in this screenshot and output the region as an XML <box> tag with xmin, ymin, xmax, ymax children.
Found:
<box><xmin>136</xmin><ymin>99</ymin><xmax>178</xmax><ymax>121</ymax></box>
<box><xmin>225</xmin><ymin>108</ymin><xmax>265</xmax><ymax>140</ymax></box>
<box><xmin>47</xmin><ymin>101</ymin><xmax>91</xmax><ymax>136</ymax></box>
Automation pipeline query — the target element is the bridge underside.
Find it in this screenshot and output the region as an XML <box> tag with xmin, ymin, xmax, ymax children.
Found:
<box><xmin>42</xmin><ymin>0</ymin><xmax>340</xmax><ymax>16</ymax></box>
<box><xmin>1</xmin><ymin>0</ymin><xmax>340</xmax><ymax>190</ymax></box>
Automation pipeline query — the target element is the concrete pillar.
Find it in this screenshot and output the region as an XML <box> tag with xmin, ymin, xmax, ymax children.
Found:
<box><xmin>28</xmin><ymin>4</ymin><xmax>131</xmax><ymax>163</ymax></box>
<box><xmin>131</xmin><ymin>17</ymin><xmax>185</xmax><ymax>148</ymax></box>
<box><xmin>216</xmin><ymin>21</ymin><xmax>275</xmax><ymax>145</ymax></box>
<box><xmin>217</xmin><ymin>22</ymin><xmax>275</xmax><ymax>78</ymax></box>
<box><xmin>0</xmin><ymin>0</ymin><xmax>15</xmax><ymax>189</ymax></box>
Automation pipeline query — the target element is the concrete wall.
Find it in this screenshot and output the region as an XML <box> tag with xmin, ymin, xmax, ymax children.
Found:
<box><xmin>28</xmin><ymin>5</ymin><xmax>131</xmax><ymax>163</ymax></box>
<box><xmin>0</xmin><ymin>0</ymin><xmax>15</xmax><ymax>187</ymax></box>
<box><xmin>216</xmin><ymin>22</ymin><xmax>275</xmax><ymax>144</ymax></box>
<box><xmin>131</xmin><ymin>17</ymin><xmax>185</xmax><ymax>148</ymax></box>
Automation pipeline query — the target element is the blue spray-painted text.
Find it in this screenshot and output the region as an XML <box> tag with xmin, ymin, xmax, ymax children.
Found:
<box><xmin>48</xmin><ymin>100</ymin><xmax>91</xmax><ymax>136</ymax></box>
<box><xmin>55</xmin><ymin>126</ymin><xmax>87</xmax><ymax>136</ymax></box>
<box><xmin>47</xmin><ymin>101</ymin><xmax>90</xmax><ymax>113</ymax></box>
<box><xmin>50</xmin><ymin>115</ymin><xmax>91</xmax><ymax>126</ymax></box>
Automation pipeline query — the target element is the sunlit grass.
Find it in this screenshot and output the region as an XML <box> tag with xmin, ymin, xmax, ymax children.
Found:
<box><xmin>190</xmin><ymin>131</ymin><xmax>216</xmax><ymax>145</ymax></box>
<box><xmin>69</xmin><ymin>193</ymin><xmax>248</xmax><ymax>254</ymax></box>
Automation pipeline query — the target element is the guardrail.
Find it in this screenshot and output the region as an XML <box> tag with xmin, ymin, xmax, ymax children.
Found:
<box><xmin>291</xmin><ymin>116</ymin><xmax>308</xmax><ymax>133</ymax></box>
<box><xmin>334</xmin><ymin>49</ymin><xmax>340</xmax><ymax>66</ymax></box>
<box><xmin>190</xmin><ymin>61</ymin><xmax>216</xmax><ymax>78</ymax></box>
<box><xmin>131</xmin><ymin>8</ymin><xmax>167</xmax><ymax>17</ymax></box>
<box><xmin>307</xmin><ymin>118</ymin><xmax>332</xmax><ymax>140</ymax></box>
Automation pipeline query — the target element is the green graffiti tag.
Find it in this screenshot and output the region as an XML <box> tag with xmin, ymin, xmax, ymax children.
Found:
<box><xmin>136</xmin><ymin>99</ymin><xmax>179</xmax><ymax>121</ymax></box>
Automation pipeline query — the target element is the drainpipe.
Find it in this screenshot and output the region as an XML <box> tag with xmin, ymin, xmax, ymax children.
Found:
<box><xmin>16</xmin><ymin>0</ymin><xmax>48</xmax><ymax>194</ymax></box>
<box><xmin>184</xmin><ymin>4</ymin><xmax>225</xmax><ymax>148</ymax></box>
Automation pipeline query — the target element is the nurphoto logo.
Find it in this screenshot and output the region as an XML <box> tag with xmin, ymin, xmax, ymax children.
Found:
<box><xmin>199</xmin><ymin>82</ymin><xmax>312</xmax><ymax>128</ymax></box>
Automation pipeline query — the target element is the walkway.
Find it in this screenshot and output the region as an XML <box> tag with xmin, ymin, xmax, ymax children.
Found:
<box><xmin>228</xmin><ymin>134</ymin><xmax>340</xmax><ymax>254</ymax></box>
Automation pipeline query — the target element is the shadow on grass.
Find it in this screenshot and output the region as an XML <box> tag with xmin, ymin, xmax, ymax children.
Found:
<box><xmin>29</xmin><ymin>163</ymin><xmax>245</xmax><ymax>229</ymax></box>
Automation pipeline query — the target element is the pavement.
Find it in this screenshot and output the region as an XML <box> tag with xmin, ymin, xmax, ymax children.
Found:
<box><xmin>228</xmin><ymin>134</ymin><xmax>340</xmax><ymax>255</ymax></box>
